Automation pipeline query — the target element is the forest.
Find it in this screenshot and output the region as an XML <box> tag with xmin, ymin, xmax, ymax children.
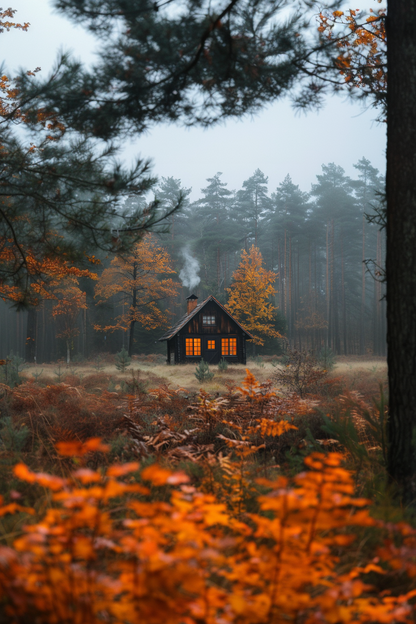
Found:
<box><xmin>2</xmin><ymin>1</ymin><xmax>416</xmax><ymax>623</ymax></box>
<box><xmin>0</xmin><ymin>158</ymin><xmax>386</xmax><ymax>363</ymax></box>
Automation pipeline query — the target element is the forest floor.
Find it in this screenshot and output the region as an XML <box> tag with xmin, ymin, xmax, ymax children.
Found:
<box><xmin>3</xmin><ymin>352</ymin><xmax>414</xmax><ymax>624</ymax></box>
<box><xmin>20</xmin><ymin>354</ymin><xmax>387</xmax><ymax>396</ymax></box>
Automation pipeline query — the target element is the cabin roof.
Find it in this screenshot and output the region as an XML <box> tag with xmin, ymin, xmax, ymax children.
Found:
<box><xmin>159</xmin><ymin>295</ymin><xmax>254</xmax><ymax>341</ymax></box>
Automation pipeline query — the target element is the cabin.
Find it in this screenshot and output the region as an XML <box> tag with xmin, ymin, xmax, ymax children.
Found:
<box><xmin>159</xmin><ymin>294</ymin><xmax>253</xmax><ymax>365</ymax></box>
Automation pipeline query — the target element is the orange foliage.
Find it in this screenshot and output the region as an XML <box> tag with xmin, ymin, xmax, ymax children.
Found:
<box><xmin>94</xmin><ymin>233</ymin><xmax>180</xmax><ymax>334</ymax></box>
<box><xmin>0</xmin><ymin>12</ymin><xmax>84</xmax><ymax>302</ymax></box>
<box><xmin>0</xmin><ymin>239</ymin><xmax>97</xmax><ymax>305</ymax></box>
<box><xmin>226</xmin><ymin>246</ymin><xmax>281</xmax><ymax>346</ymax></box>
<box><xmin>52</xmin><ymin>282</ymin><xmax>89</xmax><ymax>362</ymax></box>
<box><xmin>0</xmin><ymin>8</ymin><xmax>29</xmax><ymax>34</ymax></box>
<box><xmin>0</xmin><ymin>448</ymin><xmax>414</xmax><ymax>623</ymax></box>
<box><xmin>9</xmin><ymin>380</ymin><xmax>125</xmax><ymax>444</ymax></box>
<box><xmin>318</xmin><ymin>7</ymin><xmax>386</xmax><ymax>105</ymax></box>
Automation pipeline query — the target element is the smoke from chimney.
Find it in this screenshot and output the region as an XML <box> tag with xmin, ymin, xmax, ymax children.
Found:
<box><xmin>179</xmin><ymin>247</ymin><xmax>200</xmax><ymax>290</ymax></box>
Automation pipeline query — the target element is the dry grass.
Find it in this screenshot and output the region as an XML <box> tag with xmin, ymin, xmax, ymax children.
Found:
<box><xmin>21</xmin><ymin>361</ymin><xmax>276</xmax><ymax>394</ymax></box>
<box><xmin>21</xmin><ymin>355</ymin><xmax>387</xmax><ymax>396</ymax></box>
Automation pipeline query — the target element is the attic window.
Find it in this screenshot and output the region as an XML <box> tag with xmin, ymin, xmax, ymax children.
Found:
<box><xmin>203</xmin><ymin>315</ymin><xmax>215</xmax><ymax>326</ymax></box>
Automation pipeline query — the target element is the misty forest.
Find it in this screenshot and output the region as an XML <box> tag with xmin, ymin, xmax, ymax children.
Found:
<box><xmin>1</xmin><ymin>159</ymin><xmax>386</xmax><ymax>362</ymax></box>
<box><xmin>3</xmin><ymin>1</ymin><xmax>416</xmax><ymax>623</ymax></box>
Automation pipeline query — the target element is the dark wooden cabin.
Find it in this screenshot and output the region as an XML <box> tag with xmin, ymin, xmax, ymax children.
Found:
<box><xmin>159</xmin><ymin>294</ymin><xmax>253</xmax><ymax>364</ymax></box>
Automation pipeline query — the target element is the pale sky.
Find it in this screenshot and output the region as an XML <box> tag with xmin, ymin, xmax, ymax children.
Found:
<box><xmin>4</xmin><ymin>0</ymin><xmax>386</xmax><ymax>200</ymax></box>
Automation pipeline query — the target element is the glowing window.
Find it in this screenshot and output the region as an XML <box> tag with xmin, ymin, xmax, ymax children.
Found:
<box><xmin>203</xmin><ymin>315</ymin><xmax>216</xmax><ymax>326</ymax></box>
<box><xmin>186</xmin><ymin>338</ymin><xmax>201</xmax><ymax>356</ymax></box>
<box><xmin>207</xmin><ymin>340</ymin><xmax>216</xmax><ymax>350</ymax></box>
<box><xmin>221</xmin><ymin>338</ymin><xmax>237</xmax><ymax>356</ymax></box>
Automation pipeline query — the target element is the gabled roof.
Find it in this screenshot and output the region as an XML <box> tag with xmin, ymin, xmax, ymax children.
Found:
<box><xmin>159</xmin><ymin>295</ymin><xmax>254</xmax><ymax>341</ymax></box>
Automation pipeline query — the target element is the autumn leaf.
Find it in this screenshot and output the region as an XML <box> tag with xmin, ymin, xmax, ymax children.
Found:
<box><xmin>56</xmin><ymin>438</ymin><xmax>109</xmax><ymax>456</ymax></box>
<box><xmin>141</xmin><ymin>464</ymin><xmax>189</xmax><ymax>486</ymax></box>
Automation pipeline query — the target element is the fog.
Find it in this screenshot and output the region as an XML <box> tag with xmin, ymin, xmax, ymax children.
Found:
<box><xmin>5</xmin><ymin>0</ymin><xmax>386</xmax><ymax>200</ymax></box>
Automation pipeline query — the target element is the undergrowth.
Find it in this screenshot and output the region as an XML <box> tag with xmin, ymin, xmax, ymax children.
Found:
<box><xmin>0</xmin><ymin>361</ymin><xmax>409</xmax><ymax>624</ymax></box>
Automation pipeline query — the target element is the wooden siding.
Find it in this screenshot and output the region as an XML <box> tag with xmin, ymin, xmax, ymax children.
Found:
<box><xmin>164</xmin><ymin>298</ymin><xmax>249</xmax><ymax>365</ymax></box>
<box><xmin>184</xmin><ymin>301</ymin><xmax>241</xmax><ymax>335</ymax></box>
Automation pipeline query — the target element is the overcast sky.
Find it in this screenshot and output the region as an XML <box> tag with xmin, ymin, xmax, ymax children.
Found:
<box><xmin>5</xmin><ymin>0</ymin><xmax>386</xmax><ymax>200</ymax></box>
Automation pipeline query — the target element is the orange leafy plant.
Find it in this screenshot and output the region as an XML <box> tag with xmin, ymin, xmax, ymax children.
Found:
<box><xmin>0</xmin><ymin>448</ymin><xmax>414</xmax><ymax>623</ymax></box>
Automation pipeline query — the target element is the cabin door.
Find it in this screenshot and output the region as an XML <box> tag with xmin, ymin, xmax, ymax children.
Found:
<box><xmin>204</xmin><ymin>337</ymin><xmax>220</xmax><ymax>364</ymax></box>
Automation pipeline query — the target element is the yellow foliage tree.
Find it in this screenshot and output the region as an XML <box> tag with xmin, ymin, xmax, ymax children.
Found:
<box><xmin>226</xmin><ymin>245</ymin><xmax>282</xmax><ymax>350</ymax></box>
<box><xmin>94</xmin><ymin>234</ymin><xmax>180</xmax><ymax>355</ymax></box>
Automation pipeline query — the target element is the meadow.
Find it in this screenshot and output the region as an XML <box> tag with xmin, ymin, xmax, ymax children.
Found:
<box><xmin>20</xmin><ymin>354</ymin><xmax>387</xmax><ymax>396</ymax></box>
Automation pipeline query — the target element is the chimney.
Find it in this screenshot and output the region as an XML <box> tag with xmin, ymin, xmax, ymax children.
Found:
<box><xmin>186</xmin><ymin>294</ymin><xmax>198</xmax><ymax>315</ymax></box>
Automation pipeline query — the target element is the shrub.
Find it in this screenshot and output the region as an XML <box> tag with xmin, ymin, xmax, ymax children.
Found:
<box><xmin>93</xmin><ymin>355</ymin><xmax>105</xmax><ymax>371</ymax></box>
<box><xmin>194</xmin><ymin>359</ymin><xmax>214</xmax><ymax>383</ymax></box>
<box><xmin>115</xmin><ymin>347</ymin><xmax>132</xmax><ymax>373</ymax></box>
<box><xmin>218</xmin><ymin>358</ymin><xmax>228</xmax><ymax>372</ymax></box>
<box><xmin>317</xmin><ymin>346</ymin><xmax>336</xmax><ymax>371</ymax></box>
<box><xmin>0</xmin><ymin>447</ymin><xmax>414</xmax><ymax>624</ymax></box>
<box><xmin>0</xmin><ymin>416</ymin><xmax>29</xmax><ymax>453</ymax></box>
<box><xmin>0</xmin><ymin>351</ymin><xmax>25</xmax><ymax>388</ymax></box>
<box><xmin>273</xmin><ymin>345</ymin><xmax>327</xmax><ymax>398</ymax></box>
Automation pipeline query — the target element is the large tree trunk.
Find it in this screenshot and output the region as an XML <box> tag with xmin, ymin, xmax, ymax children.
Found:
<box><xmin>386</xmin><ymin>0</ymin><xmax>416</xmax><ymax>500</ymax></box>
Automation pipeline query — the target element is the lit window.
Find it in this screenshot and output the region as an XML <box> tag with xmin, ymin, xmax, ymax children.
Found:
<box><xmin>221</xmin><ymin>338</ymin><xmax>237</xmax><ymax>356</ymax></box>
<box><xmin>207</xmin><ymin>340</ymin><xmax>216</xmax><ymax>350</ymax></box>
<box><xmin>186</xmin><ymin>338</ymin><xmax>201</xmax><ymax>356</ymax></box>
<box><xmin>203</xmin><ymin>315</ymin><xmax>216</xmax><ymax>326</ymax></box>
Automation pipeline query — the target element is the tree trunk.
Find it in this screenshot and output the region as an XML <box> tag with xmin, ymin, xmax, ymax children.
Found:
<box><xmin>326</xmin><ymin>222</ymin><xmax>330</xmax><ymax>348</ymax></box>
<box><xmin>386</xmin><ymin>0</ymin><xmax>416</xmax><ymax>501</ymax></box>
<box><xmin>66</xmin><ymin>340</ymin><xmax>70</xmax><ymax>365</ymax></box>
<box><xmin>289</xmin><ymin>236</ymin><xmax>292</xmax><ymax>344</ymax></box>
<box><xmin>25</xmin><ymin>308</ymin><xmax>37</xmax><ymax>362</ymax></box>
<box><xmin>360</xmin><ymin>213</ymin><xmax>366</xmax><ymax>355</ymax></box>
<box><xmin>128</xmin><ymin>263</ymin><xmax>138</xmax><ymax>357</ymax></box>
<box><xmin>283</xmin><ymin>230</ymin><xmax>288</xmax><ymax>321</ymax></box>
<box><xmin>341</xmin><ymin>236</ymin><xmax>347</xmax><ymax>355</ymax></box>
<box><xmin>128</xmin><ymin>319</ymin><xmax>136</xmax><ymax>357</ymax></box>
<box><xmin>332</xmin><ymin>221</ymin><xmax>340</xmax><ymax>354</ymax></box>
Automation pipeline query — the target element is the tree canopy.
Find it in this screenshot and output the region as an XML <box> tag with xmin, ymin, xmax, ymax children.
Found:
<box><xmin>226</xmin><ymin>245</ymin><xmax>281</xmax><ymax>347</ymax></box>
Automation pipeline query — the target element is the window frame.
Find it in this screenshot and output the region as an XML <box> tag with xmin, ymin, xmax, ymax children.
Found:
<box><xmin>207</xmin><ymin>339</ymin><xmax>216</xmax><ymax>350</ymax></box>
<box><xmin>221</xmin><ymin>338</ymin><xmax>237</xmax><ymax>356</ymax></box>
<box><xmin>202</xmin><ymin>315</ymin><xmax>216</xmax><ymax>326</ymax></box>
<box><xmin>185</xmin><ymin>338</ymin><xmax>201</xmax><ymax>356</ymax></box>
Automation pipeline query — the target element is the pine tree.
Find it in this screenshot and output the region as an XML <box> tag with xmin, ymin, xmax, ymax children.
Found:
<box><xmin>194</xmin><ymin>359</ymin><xmax>214</xmax><ymax>382</ymax></box>
<box><xmin>115</xmin><ymin>347</ymin><xmax>132</xmax><ymax>373</ymax></box>
<box><xmin>194</xmin><ymin>173</ymin><xmax>237</xmax><ymax>297</ymax></box>
<box><xmin>266</xmin><ymin>175</ymin><xmax>310</xmax><ymax>342</ymax></box>
<box><xmin>19</xmin><ymin>2</ymin><xmax>311</xmax><ymax>140</ymax></box>
<box><xmin>352</xmin><ymin>158</ymin><xmax>385</xmax><ymax>356</ymax></box>
<box><xmin>310</xmin><ymin>164</ymin><xmax>359</xmax><ymax>354</ymax></box>
<box><xmin>0</xmin><ymin>59</ymin><xmax>174</xmax><ymax>301</ymax></box>
<box><xmin>236</xmin><ymin>169</ymin><xmax>271</xmax><ymax>248</ymax></box>
<box><xmin>217</xmin><ymin>358</ymin><xmax>228</xmax><ymax>372</ymax></box>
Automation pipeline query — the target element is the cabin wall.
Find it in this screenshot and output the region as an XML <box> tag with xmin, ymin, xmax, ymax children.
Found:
<box><xmin>178</xmin><ymin>303</ymin><xmax>248</xmax><ymax>364</ymax></box>
<box><xmin>162</xmin><ymin>299</ymin><xmax>250</xmax><ymax>365</ymax></box>
<box><xmin>184</xmin><ymin>301</ymin><xmax>241</xmax><ymax>335</ymax></box>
